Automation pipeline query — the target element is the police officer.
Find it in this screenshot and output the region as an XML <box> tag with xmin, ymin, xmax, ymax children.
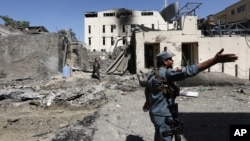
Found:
<box><xmin>143</xmin><ymin>48</ymin><xmax>238</xmax><ymax>141</ymax></box>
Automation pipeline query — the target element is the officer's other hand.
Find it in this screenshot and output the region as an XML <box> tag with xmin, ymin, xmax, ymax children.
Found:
<box><xmin>214</xmin><ymin>48</ymin><xmax>238</xmax><ymax>63</ymax></box>
<box><xmin>143</xmin><ymin>101</ymin><xmax>149</xmax><ymax>112</ymax></box>
<box><xmin>175</xmin><ymin>67</ymin><xmax>182</xmax><ymax>72</ymax></box>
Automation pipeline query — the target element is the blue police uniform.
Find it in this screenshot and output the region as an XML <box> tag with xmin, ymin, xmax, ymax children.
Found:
<box><xmin>146</xmin><ymin>52</ymin><xmax>199</xmax><ymax>141</ymax></box>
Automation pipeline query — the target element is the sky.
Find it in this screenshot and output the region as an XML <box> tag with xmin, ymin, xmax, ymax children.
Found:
<box><xmin>0</xmin><ymin>0</ymin><xmax>240</xmax><ymax>42</ymax></box>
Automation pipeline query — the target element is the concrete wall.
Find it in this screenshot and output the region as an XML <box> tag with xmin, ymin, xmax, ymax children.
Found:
<box><xmin>0</xmin><ymin>27</ymin><xmax>11</xmax><ymax>36</ymax></box>
<box><xmin>65</xmin><ymin>42</ymin><xmax>89</xmax><ymax>71</ymax></box>
<box><xmin>0</xmin><ymin>33</ymin><xmax>62</xmax><ymax>79</ymax></box>
<box><xmin>199</xmin><ymin>36</ymin><xmax>249</xmax><ymax>79</ymax></box>
<box><xmin>134</xmin><ymin>16</ymin><xmax>250</xmax><ymax>79</ymax></box>
<box><xmin>0</xmin><ymin>25</ymin><xmax>23</xmax><ymax>36</ymax></box>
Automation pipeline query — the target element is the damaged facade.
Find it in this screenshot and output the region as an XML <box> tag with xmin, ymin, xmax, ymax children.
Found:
<box><xmin>0</xmin><ymin>31</ymin><xmax>89</xmax><ymax>79</ymax></box>
<box><xmin>130</xmin><ymin>1</ymin><xmax>250</xmax><ymax>79</ymax></box>
<box><xmin>84</xmin><ymin>2</ymin><xmax>250</xmax><ymax>79</ymax></box>
<box><xmin>133</xmin><ymin>15</ymin><xmax>250</xmax><ymax>80</ymax></box>
<box><xmin>61</xmin><ymin>36</ymin><xmax>89</xmax><ymax>71</ymax></box>
<box><xmin>84</xmin><ymin>6</ymin><xmax>178</xmax><ymax>52</ymax></box>
<box><xmin>0</xmin><ymin>33</ymin><xmax>61</xmax><ymax>79</ymax></box>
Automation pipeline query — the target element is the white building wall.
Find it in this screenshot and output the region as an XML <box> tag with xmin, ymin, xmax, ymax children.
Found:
<box><xmin>84</xmin><ymin>9</ymin><xmax>169</xmax><ymax>52</ymax></box>
<box><xmin>135</xmin><ymin>16</ymin><xmax>250</xmax><ymax>79</ymax></box>
<box><xmin>135</xmin><ymin>30</ymin><xmax>200</xmax><ymax>73</ymax></box>
<box><xmin>199</xmin><ymin>37</ymin><xmax>250</xmax><ymax>79</ymax></box>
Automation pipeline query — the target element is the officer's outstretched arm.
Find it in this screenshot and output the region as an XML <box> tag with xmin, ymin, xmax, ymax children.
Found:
<box><xmin>198</xmin><ymin>48</ymin><xmax>238</xmax><ymax>72</ymax></box>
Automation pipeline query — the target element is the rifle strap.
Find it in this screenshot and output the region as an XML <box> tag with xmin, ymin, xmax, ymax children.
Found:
<box><xmin>153</xmin><ymin>69</ymin><xmax>181</xmax><ymax>102</ymax></box>
<box><xmin>153</xmin><ymin>69</ymin><xmax>165</xmax><ymax>87</ymax></box>
<box><xmin>154</xmin><ymin>69</ymin><xmax>176</xmax><ymax>92</ymax></box>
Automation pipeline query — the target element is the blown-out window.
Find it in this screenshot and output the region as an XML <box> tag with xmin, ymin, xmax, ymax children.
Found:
<box><xmin>111</xmin><ymin>37</ymin><xmax>114</xmax><ymax>45</ymax></box>
<box><xmin>103</xmin><ymin>37</ymin><xmax>105</xmax><ymax>45</ymax></box>
<box><xmin>88</xmin><ymin>37</ymin><xmax>91</xmax><ymax>45</ymax></box>
<box><xmin>88</xmin><ymin>25</ymin><xmax>91</xmax><ymax>33</ymax></box>
<box><xmin>103</xmin><ymin>25</ymin><xmax>105</xmax><ymax>33</ymax></box>
<box><xmin>141</xmin><ymin>12</ymin><xmax>153</xmax><ymax>16</ymax></box>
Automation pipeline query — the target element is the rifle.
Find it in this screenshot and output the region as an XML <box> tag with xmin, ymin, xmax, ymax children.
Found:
<box><xmin>153</xmin><ymin>69</ymin><xmax>183</xmax><ymax>141</ymax></box>
<box><xmin>166</xmin><ymin>82</ymin><xmax>183</xmax><ymax>141</ymax></box>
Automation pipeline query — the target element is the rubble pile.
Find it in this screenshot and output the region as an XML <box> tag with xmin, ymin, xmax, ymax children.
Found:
<box><xmin>0</xmin><ymin>70</ymin><xmax>141</xmax><ymax>141</ymax></box>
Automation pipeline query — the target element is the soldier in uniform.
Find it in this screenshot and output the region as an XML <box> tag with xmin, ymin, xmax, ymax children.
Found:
<box><xmin>143</xmin><ymin>48</ymin><xmax>238</xmax><ymax>141</ymax></box>
<box><xmin>92</xmin><ymin>58</ymin><xmax>101</xmax><ymax>80</ymax></box>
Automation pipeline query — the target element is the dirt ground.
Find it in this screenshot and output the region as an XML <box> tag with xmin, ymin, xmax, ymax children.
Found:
<box><xmin>91</xmin><ymin>84</ymin><xmax>250</xmax><ymax>141</ymax></box>
<box><xmin>0</xmin><ymin>71</ymin><xmax>250</xmax><ymax>141</ymax></box>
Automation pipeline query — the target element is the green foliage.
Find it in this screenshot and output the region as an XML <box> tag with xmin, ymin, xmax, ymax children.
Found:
<box><xmin>0</xmin><ymin>15</ymin><xmax>30</xmax><ymax>28</ymax></box>
<box><xmin>58</xmin><ymin>29</ymin><xmax>67</xmax><ymax>35</ymax></box>
<box><xmin>58</xmin><ymin>29</ymin><xmax>77</xmax><ymax>41</ymax></box>
<box><xmin>0</xmin><ymin>15</ymin><xmax>79</xmax><ymax>41</ymax></box>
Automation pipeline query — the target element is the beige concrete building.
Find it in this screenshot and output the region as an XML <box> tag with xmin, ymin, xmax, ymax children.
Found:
<box><xmin>133</xmin><ymin>15</ymin><xmax>250</xmax><ymax>79</ymax></box>
<box><xmin>213</xmin><ymin>0</ymin><xmax>250</xmax><ymax>24</ymax></box>
<box><xmin>84</xmin><ymin>2</ymin><xmax>250</xmax><ymax>79</ymax></box>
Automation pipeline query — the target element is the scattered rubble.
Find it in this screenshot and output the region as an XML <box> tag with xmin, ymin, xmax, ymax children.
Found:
<box><xmin>0</xmin><ymin>70</ymin><xmax>142</xmax><ymax>141</ymax></box>
<box><xmin>0</xmin><ymin>70</ymin><xmax>250</xmax><ymax>141</ymax></box>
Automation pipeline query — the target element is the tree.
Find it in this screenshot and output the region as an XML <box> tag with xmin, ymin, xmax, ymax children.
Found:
<box><xmin>0</xmin><ymin>15</ymin><xmax>30</xmax><ymax>28</ymax></box>
<box><xmin>22</xmin><ymin>21</ymin><xmax>30</xmax><ymax>28</ymax></box>
<box><xmin>58</xmin><ymin>29</ymin><xmax>77</xmax><ymax>41</ymax></box>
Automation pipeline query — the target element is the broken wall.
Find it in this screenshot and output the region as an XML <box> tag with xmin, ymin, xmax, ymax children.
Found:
<box><xmin>134</xmin><ymin>23</ymin><xmax>250</xmax><ymax>79</ymax></box>
<box><xmin>0</xmin><ymin>33</ymin><xmax>62</xmax><ymax>79</ymax></box>
<box><xmin>66</xmin><ymin>42</ymin><xmax>89</xmax><ymax>71</ymax></box>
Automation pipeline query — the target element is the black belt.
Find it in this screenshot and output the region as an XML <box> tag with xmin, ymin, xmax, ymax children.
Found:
<box><xmin>148</xmin><ymin>87</ymin><xmax>162</xmax><ymax>92</ymax></box>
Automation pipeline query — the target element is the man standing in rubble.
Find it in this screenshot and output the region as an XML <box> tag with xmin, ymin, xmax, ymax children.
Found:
<box><xmin>92</xmin><ymin>58</ymin><xmax>101</xmax><ymax>80</ymax></box>
<box><xmin>163</xmin><ymin>46</ymin><xmax>168</xmax><ymax>52</ymax></box>
<box><xmin>143</xmin><ymin>48</ymin><xmax>238</xmax><ymax>141</ymax></box>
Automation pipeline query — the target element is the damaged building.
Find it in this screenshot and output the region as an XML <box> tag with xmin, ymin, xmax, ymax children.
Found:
<box><xmin>84</xmin><ymin>3</ymin><xmax>178</xmax><ymax>53</ymax></box>
<box><xmin>1</xmin><ymin>1</ymin><xmax>249</xmax><ymax>80</ymax></box>
<box><xmin>0</xmin><ymin>28</ymin><xmax>89</xmax><ymax>79</ymax></box>
<box><xmin>84</xmin><ymin>2</ymin><xmax>250</xmax><ymax>80</ymax></box>
<box><xmin>131</xmin><ymin>1</ymin><xmax>250</xmax><ymax>79</ymax></box>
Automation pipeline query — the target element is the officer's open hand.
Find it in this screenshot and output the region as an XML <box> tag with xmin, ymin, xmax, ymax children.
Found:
<box><xmin>214</xmin><ymin>48</ymin><xmax>238</xmax><ymax>63</ymax></box>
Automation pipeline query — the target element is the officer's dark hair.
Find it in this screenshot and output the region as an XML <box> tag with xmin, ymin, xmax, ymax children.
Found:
<box><xmin>156</xmin><ymin>59</ymin><xmax>164</xmax><ymax>68</ymax></box>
